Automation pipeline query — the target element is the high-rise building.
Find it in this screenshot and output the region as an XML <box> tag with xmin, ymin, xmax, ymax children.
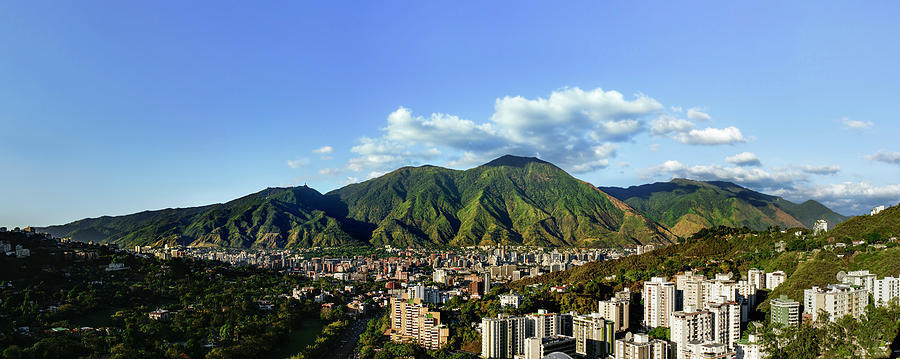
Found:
<box><xmin>527</xmin><ymin>310</ymin><xmax>561</xmax><ymax>339</ymax></box>
<box><xmin>573</xmin><ymin>313</ymin><xmax>615</xmax><ymax>359</ymax></box>
<box><xmin>389</xmin><ymin>295</ymin><xmax>449</xmax><ymax>350</ymax></box>
<box><xmin>598</xmin><ymin>297</ymin><xmax>630</xmax><ymax>333</ymax></box>
<box><xmin>670</xmin><ymin>308</ymin><xmax>713</xmax><ymax>359</ymax></box>
<box><xmin>433</xmin><ymin>269</ymin><xmax>448</xmax><ymax>284</ymax></box>
<box><xmin>615</xmin><ymin>333</ymin><xmax>670</xmax><ymax>359</ymax></box>
<box><xmin>747</xmin><ymin>269</ymin><xmax>765</xmax><ymax>292</ymax></box>
<box><xmin>873</xmin><ymin>276</ymin><xmax>900</xmax><ymax>307</ymax></box>
<box><xmin>482</xmin><ymin>315</ymin><xmax>527</xmax><ymax>359</ymax></box>
<box><xmin>644</xmin><ymin>277</ymin><xmax>676</xmax><ymax>328</ymax></box>
<box><xmin>705</xmin><ymin>299</ymin><xmax>740</xmax><ymax>349</ymax></box>
<box><xmin>524</xmin><ymin>336</ymin><xmax>577</xmax><ymax>359</ymax></box>
<box><xmin>408</xmin><ymin>283</ymin><xmax>426</xmax><ymax>300</ymax></box>
<box><xmin>769</xmin><ymin>295</ymin><xmax>800</xmax><ymax>327</ymax></box>
<box><xmin>803</xmin><ymin>284</ymin><xmax>869</xmax><ymax>324</ymax></box>
<box><xmin>676</xmin><ymin>272</ymin><xmax>706</xmax><ymax>311</ymax></box>
<box><xmin>765</xmin><ymin>271</ymin><xmax>786</xmax><ymax>290</ymax></box>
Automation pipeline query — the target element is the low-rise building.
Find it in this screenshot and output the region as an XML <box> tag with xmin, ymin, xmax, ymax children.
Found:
<box><xmin>524</xmin><ymin>335</ymin><xmax>577</xmax><ymax>359</ymax></box>
<box><xmin>500</xmin><ymin>293</ymin><xmax>523</xmax><ymax>309</ymax></box>
<box><xmin>615</xmin><ymin>332</ymin><xmax>670</xmax><ymax>359</ymax></box>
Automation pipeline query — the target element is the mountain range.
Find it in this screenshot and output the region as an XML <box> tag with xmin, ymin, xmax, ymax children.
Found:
<box><xmin>600</xmin><ymin>179</ymin><xmax>848</xmax><ymax>237</ymax></box>
<box><xmin>40</xmin><ymin>155</ymin><xmax>847</xmax><ymax>249</ymax></box>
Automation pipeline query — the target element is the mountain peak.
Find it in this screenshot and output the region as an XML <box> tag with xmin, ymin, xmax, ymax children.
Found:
<box><xmin>482</xmin><ymin>154</ymin><xmax>550</xmax><ymax>168</ymax></box>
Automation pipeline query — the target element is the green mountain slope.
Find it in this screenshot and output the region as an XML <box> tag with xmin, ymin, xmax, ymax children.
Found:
<box><xmin>599</xmin><ymin>179</ymin><xmax>847</xmax><ymax>237</ymax></box>
<box><xmin>40</xmin><ymin>155</ymin><xmax>675</xmax><ymax>249</ymax></box>
<box><xmin>41</xmin><ymin>186</ymin><xmax>367</xmax><ymax>248</ymax></box>
<box><xmin>329</xmin><ymin>155</ymin><xmax>675</xmax><ymax>247</ymax></box>
<box><xmin>827</xmin><ymin>203</ymin><xmax>900</xmax><ymax>242</ymax></box>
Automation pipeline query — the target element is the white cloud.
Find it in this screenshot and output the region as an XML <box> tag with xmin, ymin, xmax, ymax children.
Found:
<box><xmin>649</xmin><ymin>144</ymin><xmax>660</xmax><ymax>152</ymax></box>
<box><xmin>650</xmin><ymin>115</ymin><xmax>694</xmax><ymax>136</ymax></box>
<box><xmin>687</xmin><ymin>107</ymin><xmax>712</xmax><ymax>121</ymax></box>
<box><xmin>341</xmin><ymin>87</ymin><xmax>747</xmax><ymax>175</ymax></box>
<box><xmin>318</xmin><ymin>168</ymin><xmax>343</xmax><ymax>176</ymax></box>
<box><xmin>645</xmin><ymin>160</ymin><xmax>804</xmax><ymax>189</ymax></box>
<box><xmin>794</xmin><ymin>164</ymin><xmax>840</xmax><ymax>175</ymax></box>
<box><xmin>866</xmin><ymin>150</ymin><xmax>900</xmax><ymax>165</ymax></box>
<box><xmin>344</xmin><ymin>87</ymin><xmax>665</xmax><ymax>174</ymax></box>
<box><xmin>725</xmin><ymin>152</ymin><xmax>761</xmax><ymax>167</ymax></box>
<box><xmin>842</xmin><ymin>118</ymin><xmax>873</xmax><ymax>129</ymax></box>
<box><xmin>677</xmin><ymin>127</ymin><xmax>746</xmax><ymax>145</ymax></box>
<box><xmin>777</xmin><ymin>182</ymin><xmax>900</xmax><ymax>215</ymax></box>
<box><xmin>313</xmin><ymin>146</ymin><xmax>334</xmax><ymax>154</ymax></box>
<box><xmin>286</xmin><ymin>158</ymin><xmax>310</xmax><ymax>169</ymax></box>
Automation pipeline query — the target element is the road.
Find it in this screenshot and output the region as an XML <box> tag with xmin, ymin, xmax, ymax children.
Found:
<box><xmin>332</xmin><ymin>315</ymin><xmax>370</xmax><ymax>359</ymax></box>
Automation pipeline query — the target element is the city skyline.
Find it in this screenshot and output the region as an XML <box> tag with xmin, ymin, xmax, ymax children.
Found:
<box><xmin>2</xmin><ymin>1</ymin><xmax>900</xmax><ymax>226</ymax></box>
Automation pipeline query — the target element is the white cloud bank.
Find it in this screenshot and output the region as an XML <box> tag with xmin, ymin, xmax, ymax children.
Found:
<box><xmin>725</xmin><ymin>152</ymin><xmax>762</xmax><ymax>167</ymax></box>
<box><xmin>340</xmin><ymin>87</ymin><xmax>748</xmax><ymax>177</ymax></box>
<box><xmin>867</xmin><ymin>150</ymin><xmax>900</xmax><ymax>165</ymax></box>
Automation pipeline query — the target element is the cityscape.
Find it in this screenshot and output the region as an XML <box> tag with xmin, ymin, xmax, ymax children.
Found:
<box><xmin>3</xmin><ymin>2</ymin><xmax>900</xmax><ymax>359</ymax></box>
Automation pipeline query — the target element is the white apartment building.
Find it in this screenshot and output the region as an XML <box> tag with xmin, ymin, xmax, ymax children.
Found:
<box><xmin>670</xmin><ymin>308</ymin><xmax>713</xmax><ymax>359</ymax></box>
<box><xmin>598</xmin><ymin>297</ymin><xmax>630</xmax><ymax>333</ymax></box>
<box><xmin>705</xmin><ymin>299</ymin><xmax>741</xmax><ymax>350</ymax></box>
<box><xmin>433</xmin><ymin>269</ymin><xmax>448</xmax><ymax>284</ymax></box>
<box><xmin>765</xmin><ymin>271</ymin><xmax>786</xmax><ymax>290</ymax></box>
<box><xmin>499</xmin><ymin>294</ymin><xmax>523</xmax><ymax>309</ymax></box>
<box><xmin>683</xmin><ymin>341</ymin><xmax>736</xmax><ymax>359</ymax></box>
<box><xmin>812</xmin><ymin>219</ymin><xmax>828</xmax><ymax>235</ymax></box>
<box><xmin>747</xmin><ymin>269</ymin><xmax>765</xmax><ymax>291</ymax></box>
<box><xmin>735</xmin><ymin>334</ymin><xmax>764</xmax><ymax>359</ymax></box>
<box><xmin>873</xmin><ymin>276</ymin><xmax>900</xmax><ymax>306</ymax></box>
<box><xmin>572</xmin><ymin>313</ymin><xmax>615</xmax><ymax>359</ymax></box>
<box><xmin>615</xmin><ymin>333</ymin><xmax>670</xmax><ymax>359</ymax></box>
<box><xmin>803</xmin><ymin>284</ymin><xmax>869</xmax><ymax>323</ymax></box>
<box><xmin>842</xmin><ymin>270</ymin><xmax>877</xmax><ymax>293</ymax></box>
<box><xmin>644</xmin><ymin>277</ymin><xmax>676</xmax><ymax>328</ymax></box>
<box><xmin>527</xmin><ymin>309</ymin><xmax>562</xmax><ymax>339</ymax></box>
<box><xmin>481</xmin><ymin>315</ymin><xmax>527</xmax><ymax>359</ymax></box>
<box><xmin>677</xmin><ymin>272</ymin><xmax>707</xmax><ymax>311</ymax></box>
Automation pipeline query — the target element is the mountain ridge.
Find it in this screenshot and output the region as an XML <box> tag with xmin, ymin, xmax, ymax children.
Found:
<box><xmin>41</xmin><ymin>155</ymin><xmax>675</xmax><ymax>249</ymax></box>
<box><xmin>599</xmin><ymin>179</ymin><xmax>848</xmax><ymax>237</ymax></box>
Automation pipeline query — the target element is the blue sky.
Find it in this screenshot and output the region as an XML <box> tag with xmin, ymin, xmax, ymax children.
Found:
<box><xmin>2</xmin><ymin>1</ymin><xmax>900</xmax><ymax>226</ymax></box>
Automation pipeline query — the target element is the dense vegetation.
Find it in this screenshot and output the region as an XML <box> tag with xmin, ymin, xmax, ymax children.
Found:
<box><xmin>42</xmin><ymin>155</ymin><xmax>675</xmax><ymax>249</ymax></box>
<box><xmin>512</xmin><ymin>222</ymin><xmax>899</xmax><ymax>315</ymax></box>
<box><xmin>0</xmin><ymin>233</ymin><xmax>366</xmax><ymax>359</ymax></box>
<box><xmin>754</xmin><ymin>302</ymin><xmax>900</xmax><ymax>358</ymax></box>
<box><xmin>827</xmin><ymin>202</ymin><xmax>900</xmax><ymax>243</ymax></box>
<box><xmin>600</xmin><ymin>179</ymin><xmax>847</xmax><ymax>237</ymax></box>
